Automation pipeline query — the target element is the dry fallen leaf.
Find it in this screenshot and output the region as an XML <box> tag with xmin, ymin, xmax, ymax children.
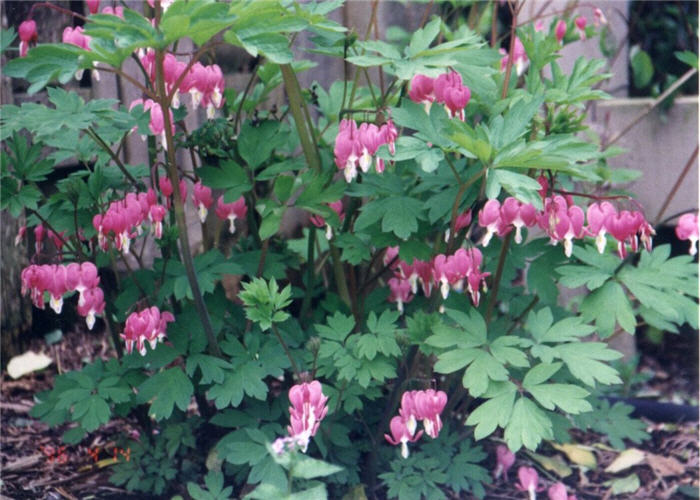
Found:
<box><xmin>646</xmin><ymin>453</ymin><xmax>685</xmax><ymax>477</ymax></box>
<box><xmin>526</xmin><ymin>451</ymin><xmax>573</xmax><ymax>478</ymax></box>
<box><xmin>552</xmin><ymin>443</ymin><xmax>598</xmax><ymax>469</ymax></box>
<box><xmin>605</xmin><ymin>448</ymin><xmax>646</xmax><ymax>474</ymax></box>
<box><xmin>6</xmin><ymin>351</ymin><xmax>53</xmax><ymax>379</ymax></box>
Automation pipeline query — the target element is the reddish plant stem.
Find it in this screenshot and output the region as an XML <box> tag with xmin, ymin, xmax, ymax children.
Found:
<box><xmin>154</xmin><ymin>48</ymin><xmax>222</xmax><ymax>358</ymax></box>
<box><xmin>29</xmin><ymin>2</ymin><xmax>87</xmax><ymax>22</ymax></box>
<box><xmin>655</xmin><ymin>144</ymin><xmax>699</xmax><ymax>224</ymax></box>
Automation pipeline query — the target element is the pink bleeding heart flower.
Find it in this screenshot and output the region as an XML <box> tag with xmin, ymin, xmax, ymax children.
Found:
<box><xmin>65</xmin><ymin>262</ymin><xmax>100</xmax><ymax>306</ymax></box>
<box><xmin>500</xmin><ymin>37</ymin><xmax>528</xmax><ymax>76</ymax></box>
<box><xmin>122</xmin><ymin>306</ymin><xmax>174</xmax><ymax>356</ymax></box>
<box><xmin>357</xmin><ymin>123</ymin><xmax>384</xmax><ymax>174</ymax></box>
<box><xmin>538</xmin><ymin>196</ymin><xmax>585</xmax><ymax>257</ymax></box>
<box><xmin>534</xmin><ymin>20</ymin><xmax>545</xmax><ymax>32</ymax></box>
<box><xmin>62</xmin><ymin>26</ymin><xmax>91</xmax><ymax>50</ymax></box>
<box><xmin>215</xmin><ymin>195</ymin><xmax>247</xmax><ymax>234</ymax></box>
<box><xmin>494</xmin><ymin>445</ymin><xmax>516</xmax><ymax>480</ymax></box>
<box><xmin>192</xmin><ymin>182</ymin><xmax>213</xmax><ymax>223</ymax></box>
<box><xmin>478</xmin><ymin>199</ymin><xmax>507</xmax><ymax>246</ymax></box>
<box><xmin>158</xmin><ymin>176</ymin><xmax>187</xmax><ymax>209</ymax></box>
<box><xmin>605</xmin><ymin>210</ymin><xmax>642</xmax><ymax>259</ymax></box>
<box><xmin>445</xmin><ymin>210</ymin><xmax>472</xmax><ymax>242</ymax></box>
<box><xmin>43</xmin><ymin>265</ymin><xmax>68</xmax><ymax>314</ymax></box>
<box><xmin>388</xmin><ymin>277</ymin><xmax>413</xmax><ymax>314</ymax></box>
<box><xmin>586</xmin><ymin>201</ymin><xmax>617</xmax><ymax>253</ymax></box>
<box><xmin>555</xmin><ymin>19</ymin><xmax>567</xmax><ymax>44</ymax></box>
<box><xmin>434</xmin><ymin>71</ymin><xmax>470</xmax><ymax>120</ymax></box>
<box><xmin>414</xmin><ymin>260</ymin><xmax>435</xmax><ymax>297</ymax></box>
<box><xmin>398</xmin><ymin>391</ymin><xmax>420</xmax><ymax>436</ymax></box>
<box><xmin>548</xmin><ymin>482</ymin><xmax>578</xmax><ymax>500</ymax></box>
<box><xmin>77</xmin><ymin>287</ymin><xmax>105</xmax><ymax>330</ymax></box>
<box><xmin>385</xmin><ymin>415</ymin><xmax>423</xmax><ymax>459</ymax></box>
<box><xmin>334</xmin><ymin>119</ymin><xmax>362</xmax><ymax>182</ymax></box>
<box><xmin>288</xmin><ymin>381</ymin><xmax>329</xmax><ymax>452</ymax></box>
<box><xmin>161</xmin><ymin>53</ymin><xmax>184</xmax><ymax>101</ymax></box>
<box><xmin>442</xmin><ymin>85</ymin><xmax>470</xmax><ymax>120</ymax></box>
<box><xmin>18</xmin><ymin>20</ymin><xmax>37</xmax><ymax>57</ymax></box>
<box><xmin>676</xmin><ymin>213</ymin><xmax>699</xmax><ymax>256</ymax></box>
<box><xmin>159</xmin><ymin>176</ymin><xmax>173</xmax><ymax>198</ymax></box>
<box><xmin>408</xmin><ymin>74</ymin><xmax>435</xmax><ymax>111</ymax></box>
<box><xmin>501</xmin><ymin>197</ymin><xmax>537</xmax><ymax>244</ymax></box>
<box><xmin>515</xmin><ymin>466</ymin><xmax>543</xmax><ymax>500</ymax></box>
<box><xmin>309</xmin><ymin>200</ymin><xmax>344</xmax><ymax>240</ymax></box>
<box><xmin>21</xmin><ymin>265</ymin><xmax>45</xmax><ymax>309</ymax></box>
<box><xmin>381</xmin><ymin>120</ymin><xmax>398</xmax><ymax>156</ymax></box>
<box><xmin>575</xmin><ymin>16</ymin><xmax>587</xmax><ymax>40</ymax></box>
<box><xmin>412</xmin><ymin>389</ymin><xmax>447</xmax><ymax>439</ymax></box>
<box><xmin>148</xmin><ymin>204</ymin><xmax>167</xmax><ymax>239</ymax></box>
<box><xmin>201</xmin><ymin>64</ymin><xmax>226</xmax><ymax>118</ymax></box>
<box><xmin>181</xmin><ymin>62</ymin><xmax>207</xmax><ymax>108</ymax></box>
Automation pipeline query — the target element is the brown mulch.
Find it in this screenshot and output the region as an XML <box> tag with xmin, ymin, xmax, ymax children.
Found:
<box><xmin>1</xmin><ymin>328</ymin><xmax>141</xmax><ymax>500</ymax></box>
<box><xmin>1</xmin><ymin>327</ymin><xmax>698</xmax><ymax>500</ymax></box>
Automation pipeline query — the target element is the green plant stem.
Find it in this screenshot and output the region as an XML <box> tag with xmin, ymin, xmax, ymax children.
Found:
<box><xmin>367</xmin><ymin>344</ymin><xmax>419</xmax><ymax>490</ymax></box>
<box><xmin>446</xmin><ymin>168</ymin><xmax>485</xmax><ymax>252</ymax></box>
<box><xmin>271</xmin><ymin>323</ymin><xmax>300</xmax><ymax>379</ymax></box>
<box><xmin>329</xmin><ymin>241</ymin><xmax>353</xmax><ymax>310</ymax></box>
<box><xmin>507</xmin><ymin>295</ymin><xmax>539</xmax><ymax>334</ymax></box>
<box><xmin>346</xmin><ymin>0</ymin><xmax>380</xmax><ymax>108</ymax></box>
<box><xmin>154</xmin><ymin>48</ymin><xmax>222</xmax><ymax>358</ymax></box>
<box><xmin>85</xmin><ymin>127</ymin><xmax>140</xmax><ymax>188</ymax></box>
<box><xmin>300</xmin><ymin>227</ymin><xmax>316</xmax><ymax>324</ymax></box>
<box><xmin>485</xmin><ymin>232</ymin><xmax>513</xmax><ymax>325</ymax></box>
<box><xmin>233</xmin><ymin>68</ymin><xmax>259</xmax><ymax>134</ymax></box>
<box><xmin>280</xmin><ymin>64</ymin><xmax>321</xmax><ymax>173</ymax></box>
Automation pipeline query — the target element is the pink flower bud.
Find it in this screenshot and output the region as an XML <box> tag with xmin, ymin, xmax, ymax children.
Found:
<box><xmin>19</xmin><ymin>20</ymin><xmax>37</xmax><ymax>42</ymax></box>
<box><xmin>575</xmin><ymin>16</ymin><xmax>587</xmax><ymax>40</ymax></box>
<box><xmin>86</xmin><ymin>0</ymin><xmax>100</xmax><ymax>14</ymax></box>
<box><xmin>18</xmin><ymin>20</ymin><xmax>37</xmax><ymax>57</ymax></box>
<box><xmin>555</xmin><ymin>19</ymin><xmax>567</xmax><ymax>44</ymax></box>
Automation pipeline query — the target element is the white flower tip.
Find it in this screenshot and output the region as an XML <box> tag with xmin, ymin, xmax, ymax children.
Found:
<box><xmin>86</xmin><ymin>313</ymin><xmax>96</xmax><ymax>330</ymax></box>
